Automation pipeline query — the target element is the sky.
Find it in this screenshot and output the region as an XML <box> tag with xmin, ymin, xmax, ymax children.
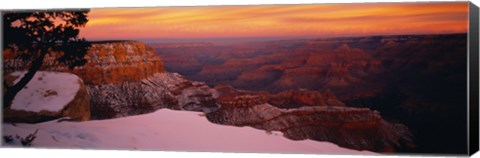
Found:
<box><xmin>79</xmin><ymin>2</ymin><xmax>469</xmax><ymax>41</ymax></box>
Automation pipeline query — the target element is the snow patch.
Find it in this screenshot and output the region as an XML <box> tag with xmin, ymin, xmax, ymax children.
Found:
<box><xmin>10</xmin><ymin>71</ymin><xmax>81</xmax><ymax>112</ymax></box>
<box><xmin>3</xmin><ymin>109</ymin><xmax>374</xmax><ymax>154</ymax></box>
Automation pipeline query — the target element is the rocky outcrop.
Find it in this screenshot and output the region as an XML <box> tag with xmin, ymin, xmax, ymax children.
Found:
<box><xmin>268</xmin><ymin>89</ymin><xmax>345</xmax><ymax>108</ymax></box>
<box><xmin>4</xmin><ymin>41</ymin><xmax>164</xmax><ymax>84</ymax></box>
<box><xmin>78</xmin><ymin>42</ymin><xmax>217</xmax><ymax>119</ymax></box>
<box><xmin>3</xmin><ymin>71</ymin><xmax>90</xmax><ymax>123</ymax></box>
<box><xmin>88</xmin><ymin>72</ymin><xmax>218</xmax><ymax>119</ymax></box>
<box><xmin>3</xmin><ymin>41</ymin><xmax>217</xmax><ymax>119</ymax></box>
<box><xmin>79</xmin><ymin>41</ymin><xmax>165</xmax><ymax>84</ymax></box>
<box><xmin>207</xmin><ymin>89</ymin><xmax>413</xmax><ymax>152</ymax></box>
<box><xmin>216</xmin><ymin>92</ymin><xmax>269</xmax><ymax>108</ymax></box>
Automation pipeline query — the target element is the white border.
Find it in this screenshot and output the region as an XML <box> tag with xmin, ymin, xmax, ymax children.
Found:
<box><xmin>1</xmin><ymin>0</ymin><xmax>479</xmax><ymax>158</ymax></box>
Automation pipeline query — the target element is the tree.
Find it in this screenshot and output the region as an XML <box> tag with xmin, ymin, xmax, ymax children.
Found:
<box><xmin>3</xmin><ymin>10</ymin><xmax>91</xmax><ymax>109</ymax></box>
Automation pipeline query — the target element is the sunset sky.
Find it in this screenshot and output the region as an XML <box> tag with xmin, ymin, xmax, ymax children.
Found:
<box><xmin>80</xmin><ymin>2</ymin><xmax>469</xmax><ymax>40</ymax></box>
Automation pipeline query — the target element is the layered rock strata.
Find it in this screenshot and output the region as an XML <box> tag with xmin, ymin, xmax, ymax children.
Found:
<box><xmin>4</xmin><ymin>41</ymin><xmax>164</xmax><ymax>84</ymax></box>
<box><xmin>3</xmin><ymin>41</ymin><xmax>217</xmax><ymax>119</ymax></box>
<box><xmin>207</xmin><ymin>88</ymin><xmax>413</xmax><ymax>152</ymax></box>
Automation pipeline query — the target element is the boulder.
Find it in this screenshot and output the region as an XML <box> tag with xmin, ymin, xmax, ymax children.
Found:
<box><xmin>3</xmin><ymin>71</ymin><xmax>90</xmax><ymax>123</ymax></box>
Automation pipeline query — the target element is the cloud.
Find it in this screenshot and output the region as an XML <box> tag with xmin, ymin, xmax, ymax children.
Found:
<box><xmin>80</xmin><ymin>2</ymin><xmax>468</xmax><ymax>39</ymax></box>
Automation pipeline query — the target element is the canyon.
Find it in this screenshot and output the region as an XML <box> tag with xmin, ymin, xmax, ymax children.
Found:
<box><xmin>151</xmin><ymin>34</ymin><xmax>468</xmax><ymax>154</ymax></box>
<box><xmin>3</xmin><ymin>34</ymin><xmax>467</xmax><ymax>153</ymax></box>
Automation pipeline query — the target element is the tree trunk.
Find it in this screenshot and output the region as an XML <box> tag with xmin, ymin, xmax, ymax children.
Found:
<box><xmin>3</xmin><ymin>51</ymin><xmax>47</xmax><ymax>109</ymax></box>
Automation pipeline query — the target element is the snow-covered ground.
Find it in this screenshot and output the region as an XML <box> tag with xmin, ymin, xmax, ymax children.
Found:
<box><xmin>3</xmin><ymin>71</ymin><xmax>373</xmax><ymax>154</ymax></box>
<box><xmin>9</xmin><ymin>71</ymin><xmax>81</xmax><ymax>112</ymax></box>
<box><xmin>3</xmin><ymin>109</ymin><xmax>373</xmax><ymax>155</ymax></box>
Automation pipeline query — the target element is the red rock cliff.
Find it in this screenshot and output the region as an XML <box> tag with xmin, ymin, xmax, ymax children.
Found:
<box><xmin>3</xmin><ymin>41</ymin><xmax>218</xmax><ymax>119</ymax></box>
<box><xmin>4</xmin><ymin>41</ymin><xmax>165</xmax><ymax>84</ymax></box>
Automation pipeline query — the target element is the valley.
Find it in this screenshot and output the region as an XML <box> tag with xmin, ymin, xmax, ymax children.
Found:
<box><xmin>152</xmin><ymin>33</ymin><xmax>468</xmax><ymax>154</ymax></box>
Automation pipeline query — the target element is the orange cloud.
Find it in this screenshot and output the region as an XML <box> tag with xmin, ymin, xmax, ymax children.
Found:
<box><xmin>80</xmin><ymin>2</ymin><xmax>469</xmax><ymax>40</ymax></box>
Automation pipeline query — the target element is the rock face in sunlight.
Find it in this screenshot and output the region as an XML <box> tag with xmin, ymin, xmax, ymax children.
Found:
<box><xmin>78</xmin><ymin>42</ymin><xmax>217</xmax><ymax>119</ymax></box>
<box><xmin>4</xmin><ymin>41</ymin><xmax>165</xmax><ymax>84</ymax></box>
<box><xmin>3</xmin><ymin>71</ymin><xmax>90</xmax><ymax>123</ymax></box>
<box><xmin>3</xmin><ymin>41</ymin><xmax>217</xmax><ymax>119</ymax></box>
<box><xmin>78</xmin><ymin>41</ymin><xmax>165</xmax><ymax>84</ymax></box>
<box><xmin>206</xmin><ymin>87</ymin><xmax>413</xmax><ymax>152</ymax></box>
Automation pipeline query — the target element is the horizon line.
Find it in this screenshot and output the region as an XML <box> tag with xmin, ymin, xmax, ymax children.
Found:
<box><xmin>85</xmin><ymin>32</ymin><xmax>468</xmax><ymax>44</ymax></box>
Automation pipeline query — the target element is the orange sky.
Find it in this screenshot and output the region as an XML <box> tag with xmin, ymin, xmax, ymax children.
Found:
<box><xmin>80</xmin><ymin>2</ymin><xmax>469</xmax><ymax>40</ymax></box>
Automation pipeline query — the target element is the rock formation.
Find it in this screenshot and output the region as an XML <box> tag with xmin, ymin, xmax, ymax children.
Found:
<box><xmin>87</xmin><ymin>72</ymin><xmax>218</xmax><ymax>119</ymax></box>
<box><xmin>3</xmin><ymin>71</ymin><xmax>90</xmax><ymax>123</ymax></box>
<box><xmin>268</xmin><ymin>89</ymin><xmax>346</xmax><ymax>108</ymax></box>
<box><xmin>3</xmin><ymin>41</ymin><xmax>218</xmax><ymax>119</ymax></box>
<box><xmin>4</xmin><ymin>41</ymin><xmax>164</xmax><ymax>84</ymax></box>
<box><xmin>206</xmin><ymin>88</ymin><xmax>413</xmax><ymax>152</ymax></box>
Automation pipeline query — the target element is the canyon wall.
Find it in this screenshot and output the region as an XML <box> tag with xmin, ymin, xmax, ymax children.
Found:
<box><xmin>4</xmin><ymin>41</ymin><xmax>164</xmax><ymax>84</ymax></box>
<box><xmin>3</xmin><ymin>41</ymin><xmax>218</xmax><ymax>119</ymax></box>
<box><xmin>207</xmin><ymin>86</ymin><xmax>413</xmax><ymax>152</ymax></box>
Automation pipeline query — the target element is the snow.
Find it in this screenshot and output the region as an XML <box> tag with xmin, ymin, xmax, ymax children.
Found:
<box><xmin>10</xmin><ymin>71</ymin><xmax>81</xmax><ymax>112</ymax></box>
<box><xmin>3</xmin><ymin>109</ymin><xmax>374</xmax><ymax>155</ymax></box>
